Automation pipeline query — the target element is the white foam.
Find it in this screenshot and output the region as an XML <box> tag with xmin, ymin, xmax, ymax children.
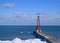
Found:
<box><xmin>0</xmin><ymin>38</ymin><xmax>47</xmax><ymax>43</ymax></box>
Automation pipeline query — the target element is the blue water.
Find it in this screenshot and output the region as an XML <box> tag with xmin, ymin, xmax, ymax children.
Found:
<box><xmin>0</xmin><ymin>26</ymin><xmax>60</xmax><ymax>40</ymax></box>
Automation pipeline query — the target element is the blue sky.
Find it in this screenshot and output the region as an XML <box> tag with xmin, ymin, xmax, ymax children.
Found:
<box><xmin>0</xmin><ymin>0</ymin><xmax>60</xmax><ymax>25</ymax></box>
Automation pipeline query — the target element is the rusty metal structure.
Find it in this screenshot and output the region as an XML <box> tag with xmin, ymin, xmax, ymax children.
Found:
<box><xmin>36</xmin><ymin>13</ymin><xmax>41</xmax><ymax>33</ymax></box>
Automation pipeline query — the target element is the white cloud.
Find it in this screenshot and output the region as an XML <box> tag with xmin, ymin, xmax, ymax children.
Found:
<box><xmin>15</xmin><ymin>12</ymin><xmax>35</xmax><ymax>21</ymax></box>
<box><xmin>0</xmin><ymin>12</ymin><xmax>35</xmax><ymax>25</ymax></box>
<box><xmin>0</xmin><ymin>3</ymin><xmax>15</xmax><ymax>8</ymax></box>
<box><xmin>0</xmin><ymin>12</ymin><xmax>60</xmax><ymax>25</ymax></box>
<box><xmin>41</xmin><ymin>15</ymin><xmax>60</xmax><ymax>25</ymax></box>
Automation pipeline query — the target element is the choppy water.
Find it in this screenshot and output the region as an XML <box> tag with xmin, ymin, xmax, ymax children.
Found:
<box><xmin>0</xmin><ymin>26</ymin><xmax>60</xmax><ymax>43</ymax></box>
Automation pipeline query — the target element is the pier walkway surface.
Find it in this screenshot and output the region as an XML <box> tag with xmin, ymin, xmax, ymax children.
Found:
<box><xmin>35</xmin><ymin>31</ymin><xmax>58</xmax><ymax>43</ymax></box>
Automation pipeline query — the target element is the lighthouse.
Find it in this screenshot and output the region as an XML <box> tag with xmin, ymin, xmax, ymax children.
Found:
<box><xmin>33</xmin><ymin>13</ymin><xmax>56</xmax><ymax>43</ymax></box>
<box><xmin>36</xmin><ymin>13</ymin><xmax>41</xmax><ymax>33</ymax></box>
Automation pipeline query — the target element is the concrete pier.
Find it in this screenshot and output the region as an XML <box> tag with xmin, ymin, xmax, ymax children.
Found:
<box><xmin>33</xmin><ymin>31</ymin><xmax>57</xmax><ymax>43</ymax></box>
<box><xmin>37</xmin><ymin>31</ymin><xmax>57</xmax><ymax>43</ymax></box>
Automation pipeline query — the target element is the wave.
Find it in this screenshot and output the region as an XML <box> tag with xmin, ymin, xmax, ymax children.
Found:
<box><xmin>0</xmin><ymin>38</ymin><xmax>47</xmax><ymax>43</ymax></box>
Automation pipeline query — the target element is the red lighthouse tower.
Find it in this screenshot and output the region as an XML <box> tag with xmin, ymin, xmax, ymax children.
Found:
<box><xmin>36</xmin><ymin>13</ymin><xmax>41</xmax><ymax>33</ymax></box>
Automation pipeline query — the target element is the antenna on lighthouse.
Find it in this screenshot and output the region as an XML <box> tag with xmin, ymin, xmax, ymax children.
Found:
<box><xmin>36</xmin><ymin>13</ymin><xmax>41</xmax><ymax>33</ymax></box>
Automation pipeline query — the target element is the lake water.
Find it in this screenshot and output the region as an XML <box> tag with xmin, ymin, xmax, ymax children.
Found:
<box><xmin>0</xmin><ymin>26</ymin><xmax>60</xmax><ymax>43</ymax></box>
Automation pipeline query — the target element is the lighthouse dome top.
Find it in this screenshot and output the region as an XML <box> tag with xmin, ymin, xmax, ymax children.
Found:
<box><xmin>37</xmin><ymin>13</ymin><xmax>40</xmax><ymax>16</ymax></box>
